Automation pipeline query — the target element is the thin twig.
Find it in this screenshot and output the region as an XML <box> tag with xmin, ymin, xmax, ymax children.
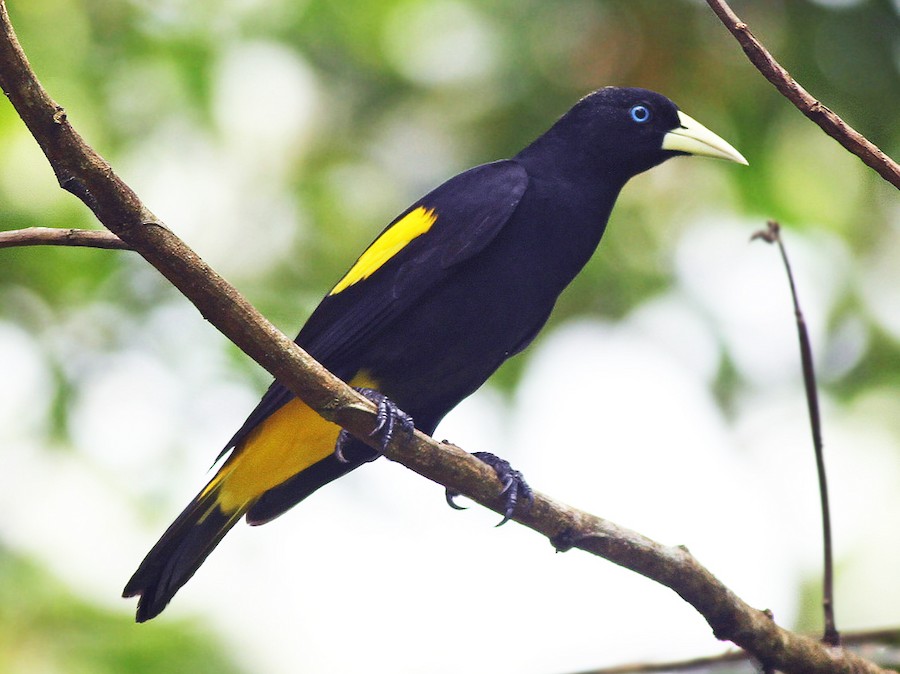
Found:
<box><xmin>705</xmin><ymin>0</ymin><xmax>900</xmax><ymax>190</ymax></box>
<box><xmin>572</xmin><ymin>648</ymin><xmax>751</xmax><ymax>674</ymax></box>
<box><xmin>0</xmin><ymin>226</ymin><xmax>129</xmax><ymax>249</ymax></box>
<box><xmin>752</xmin><ymin>220</ymin><xmax>838</xmax><ymax>647</ymax></box>
<box><xmin>571</xmin><ymin>628</ymin><xmax>900</xmax><ymax>674</ymax></box>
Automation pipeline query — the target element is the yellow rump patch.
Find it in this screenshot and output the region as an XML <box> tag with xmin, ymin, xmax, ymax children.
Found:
<box><xmin>202</xmin><ymin>373</ymin><xmax>378</xmax><ymax>513</ymax></box>
<box><xmin>330</xmin><ymin>206</ymin><xmax>437</xmax><ymax>295</ymax></box>
<box><xmin>204</xmin><ymin>398</ymin><xmax>341</xmax><ymax>513</ymax></box>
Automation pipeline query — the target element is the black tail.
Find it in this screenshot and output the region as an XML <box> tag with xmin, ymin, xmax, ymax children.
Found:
<box><xmin>123</xmin><ymin>489</ymin><xmax>244</xmax><ymax>622</ymax></box>
<box><xmin>125</xmin><ymin>437</ymin><xmax>378</xmax><ymax>621</ymax></box>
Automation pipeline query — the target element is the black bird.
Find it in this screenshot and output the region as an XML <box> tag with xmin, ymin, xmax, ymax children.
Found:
<box><xmin>124</xmin><ymin>87</ymin><xmax>747</xmax><ymax>621</ymax></box>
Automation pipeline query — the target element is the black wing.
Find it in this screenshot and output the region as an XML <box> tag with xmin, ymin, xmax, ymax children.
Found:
<box><xmin>222</xmin><ymin>159</ymin><xmax>529</xmax><ymax>451</ymax></box>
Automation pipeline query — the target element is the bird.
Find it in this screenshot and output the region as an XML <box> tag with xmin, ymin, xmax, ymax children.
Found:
<box><xmin>123</xmin><ymin>86</ymin><xmax>747</xmax><ymax>622</ymax></box>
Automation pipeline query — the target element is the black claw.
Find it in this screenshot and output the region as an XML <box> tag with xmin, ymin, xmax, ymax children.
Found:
<box><xmin>440</xmin><ymin>451</ymin><xmax>532</xmax><ymax>524</ymax></box>
<box><xmin>445</xmin><ymin>489</ymin><xmax>467</xmax><ymax>510</ymax></box>
<box><xmin>471</xmin><ymin>451</ymin><xmax>533</xmax><ymax>526</ymax></box>
<box><xmin>369</xmin><ymin>392</ymin><xmax>414</xmax><ymax>451</ymax></box>
<box><xmin>333</xmin><ymin>388</ymin><xmax>414</xmax><ymax>462</ymax></box>
<box><xmin>334</xmin><ymin>429</ymin><xmax>352</xmax><ymax>464</ymax></box>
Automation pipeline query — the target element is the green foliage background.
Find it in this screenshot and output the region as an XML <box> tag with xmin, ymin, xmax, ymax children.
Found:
<box><xmin>0</xmin><ymin>0</ymin><xmax>897</xmax><ymax>672</ymax></box>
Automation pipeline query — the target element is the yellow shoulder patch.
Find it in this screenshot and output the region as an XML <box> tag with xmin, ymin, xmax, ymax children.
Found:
<box><xmin>330</xmin><ymin>206</ymin><xmax>437</xmax><ymax>296</ymax></box>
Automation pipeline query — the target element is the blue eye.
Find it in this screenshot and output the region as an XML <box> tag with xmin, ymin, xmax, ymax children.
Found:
<box><xmin>630</xmin><ymin>104</ymin><xmax>651</xmax><ymax>123</ymax></box>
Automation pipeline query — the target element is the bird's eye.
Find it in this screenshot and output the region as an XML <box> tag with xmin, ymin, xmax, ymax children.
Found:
<box><xmin>629</xmin><ymin>104</ymin><xmax>651</xmax><ymax>124</ymax></box>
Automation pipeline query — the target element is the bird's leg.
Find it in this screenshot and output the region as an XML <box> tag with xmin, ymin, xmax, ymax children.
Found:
<box><xmin>445</xmin><ymin>451</ymin><xmax>534</xmax><ymax>526</ymax></box>
<box><xmin>334</xmin><ymin>388</ymin><xmax>415</xmax><ymax>463</ymax></box>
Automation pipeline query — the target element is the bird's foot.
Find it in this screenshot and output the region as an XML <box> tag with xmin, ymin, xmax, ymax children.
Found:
<box><xmin>445</xmin><ymin>451</ymin><xmax>534</xmax><ymax>526</ymax></box>
<box><xmin>334</xmin><ymin>388</ymin><xmax>414</xmax><ymax>463</ymax></box>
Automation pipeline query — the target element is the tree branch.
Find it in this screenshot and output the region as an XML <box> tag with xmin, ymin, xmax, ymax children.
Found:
<box><xmin>0</xmin><ymin>226</ymin><xmax>129</xmax><ymax>249</ymax></box>
<box><xmin>705</xmin><ymin>0</ymin><xmax>900</xmax><ymax>190</ymax></box>
<box><xmin>0</xmin><ymin>3</ymin><xmax>891</xmax><ymax>674</ymax></box>
<box><xmin>570</xmin><ymin>629</ymin><xmax>900</xmax><ymax>674</ymax></box>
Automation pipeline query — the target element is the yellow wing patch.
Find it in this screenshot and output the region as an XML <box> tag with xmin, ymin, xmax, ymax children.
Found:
<box><xmin>201</xmin><ymin>372</ymin><xmax>380</xmax><ymax>514</ymax></box>
<box><xmin>329</xmin><ymin>206</ymin><xmax>437</xmax><ymax>295</ymax></box>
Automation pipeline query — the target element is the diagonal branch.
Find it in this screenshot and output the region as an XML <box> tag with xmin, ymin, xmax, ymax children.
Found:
<box><xmin>705</xmin><ymin>0</ymin><xmax>900</xmax><ymax>190</ymax></box>
<box><xmin>0</xmin><ymin>226</ymin><xmax>129</xmax><ymax>249</ymax></box>
<box><xmin>0</xmin><ymin>3</ymin><xmax>891</xmax><ymax>674</ymax></box>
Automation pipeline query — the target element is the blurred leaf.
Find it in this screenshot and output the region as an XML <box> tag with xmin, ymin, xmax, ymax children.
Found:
<box><xmin>0</xmin><ymin>546</ymin><xmax>246</xmax><ymax>674</ymax></box>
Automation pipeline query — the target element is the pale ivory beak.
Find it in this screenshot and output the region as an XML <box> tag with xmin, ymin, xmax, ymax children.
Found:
<box><xmin>662</xmin><ymin>110</ymin><xmax>748</xmax><ymax>165</ymax></box>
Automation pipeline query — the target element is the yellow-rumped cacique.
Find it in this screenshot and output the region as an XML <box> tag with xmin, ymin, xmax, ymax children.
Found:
<box><xmin>124</xmin><ymin>86</ymin><xmax>747</xmax><ymax>622</ymax></box>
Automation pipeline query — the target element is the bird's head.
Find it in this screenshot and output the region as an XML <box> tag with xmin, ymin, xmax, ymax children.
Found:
<box><xmin>521</xmin><ymin>87</ymin><xmax>747</xmax><ymax>182</ymax></box>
